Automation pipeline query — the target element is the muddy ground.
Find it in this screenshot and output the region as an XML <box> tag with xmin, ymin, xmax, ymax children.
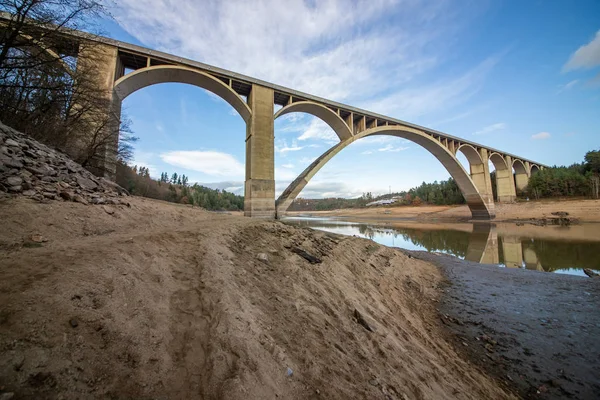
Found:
<box><xmin>412</xmin><ymin>251</ymin><xmax>600</xmax><ymax>399</ymax></box>
<box><xmin>0</xmin><ymin>196</ymin><xmax>511</xmax><ymax>399</ymax></box>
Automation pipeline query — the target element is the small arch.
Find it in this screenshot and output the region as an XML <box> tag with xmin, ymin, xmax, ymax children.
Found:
<box><xmin>530</xmin><ymin>164</ymin><xmax>541</xmax><ymax>175</ymax></box>
<box><xmin>277</xmin><ymin>126</ymin><xmax>495</xmax><ymax>220</ymax></box>
<box><xmin>113</xmin><ymin>65</ymin><xmax>252</xmax><ymax>123</ymax></box>
<box><xmin>489</xmin><ymin>152</ymin><xmax>508</xmax><ymax>170</ymax></box>
<box><xmin>513</xmin><ymin>159</ymin><xmax>529</xmax><ymax>193</ymax></box>
<box><xmin>513</xmin><ymin>159</ymin><xmax>528</xmax><ymax>175</ymax></box>
<box><xmin>274</xmin><ymin>101</ymin><xmax>352</xmax><ymax>141</ymax></box>
<box><xmin>456</xmin><ymin>144</ymin><xmax>483</xmax><ymax>166</ymax></box>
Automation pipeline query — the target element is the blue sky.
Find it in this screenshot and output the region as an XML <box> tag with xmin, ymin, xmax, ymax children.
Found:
<box><xmin>101</xmin><ymin>0</ymin><xmax>600</xmax><ymax>198</ymax></box>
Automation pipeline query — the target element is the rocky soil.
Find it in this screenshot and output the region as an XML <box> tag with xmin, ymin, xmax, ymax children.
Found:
<box><xmin>0</xmin><ymin>122</ymin><xmax>128</xmax><ymax>205</ymax></box>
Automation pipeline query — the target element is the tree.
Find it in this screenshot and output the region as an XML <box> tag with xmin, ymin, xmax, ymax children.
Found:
<box><xmin>584</xmin><ymin>150</ymin><xmax>600</xmax><ymax>199</ymax></box>
<box><xmin>171</xmin><ymin>172</ymin><xmax>178</xmax><ymax>184</ymax></box>
<box><xmin>0</xmin><ymin>2</ymin><xmax>138</xmax><ymax>177</ymax></box>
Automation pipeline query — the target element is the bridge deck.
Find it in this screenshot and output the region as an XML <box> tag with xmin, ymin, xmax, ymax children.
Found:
<box><xmin>0</xmin><ymin>12</ymin><xmax>546</xmax><ymax>167</ymax></box>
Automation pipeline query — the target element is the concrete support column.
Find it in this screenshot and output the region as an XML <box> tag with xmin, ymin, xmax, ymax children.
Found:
<box><xmin>244</xmin><ymin>85</ymin><xmax>276</xmax><ymax>219</ymax></box>
<box><xmin>469</xmin><ymin>148</ymin><xmax>494</xmax><ymax>209</ymax></box>
<box><xmin>496</xmin><ymin>156</ymin><xmax>517</xmax><ymax>202</ymax></box>
<box><xmin>74</xmin><ymin>43</ymin><xmax>121</xmax><ymax>180</ymax></box>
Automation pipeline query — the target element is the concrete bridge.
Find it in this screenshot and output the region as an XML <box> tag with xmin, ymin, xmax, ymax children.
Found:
<box><xmin>5</xmin><ymin>20</ymin><xmax>547</xmax><ymax>220</ymax></box>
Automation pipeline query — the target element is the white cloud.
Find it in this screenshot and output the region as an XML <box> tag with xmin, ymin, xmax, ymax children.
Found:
<box><xmin>160</xmin><ymin>150</ymin><xmax>244</xmax><ymax>178</ymax></box>
<box><xmin>281</xmin><ymin>163</ymin><xmax>294</xmax><ymax>169</ymax></box>
<box><xmin>378</xmin><ymin>144</ymin><xmax>409</xmax><ymax>152</ymax></box>
<box><xmin>297</xmin><ymin>118</ymin><xmax>338</xmax><ymax>143</ymax></box>
<box><xmin>556</xmin><ymin>79</ymin><xmax>579</xmax><ymax>94</ymax></box>
<box><xmin>473</xmin><ymin>122</ymin><xmax>506</xmax><ymax>135</ymax></box>
<box><xmin>275</xmin><ymin>139</ymin><xmax>304</xmax><ymax>154</ymax></box>
<box><xmin>359</xmin><ymin>56</ymin><xmax>501</xmax><ymax>119</ymax></box>
<box><xmin>131</xmin><ymin>150</ymin><xmax>159</xmax><ymax>178</ymax></box>
<box><xmin>113</xmin><ymin>0</ymin><xmax>471</xmax><ymax>108</ymax></box>
<box><xmin>531</xmin><ymin>132</ymin><xmax>551</xmax><ymax>140</ymax></box>
<box><xmin>564</xmin><ymin>30</ymin><xmax>600</xmax><ymax>71</ymax></box>
<box><xmin>361</xmin><ymin>150</ymin><xmax>373</xmax><ymax>155</ymax></box>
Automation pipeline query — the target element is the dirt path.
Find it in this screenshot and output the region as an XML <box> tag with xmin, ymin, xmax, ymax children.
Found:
<box><xmin>411</xmin><ymin>251</ymin><xmax>600</xmax><ymax>399</ymax></box>
<box><xmin>0</xmin><ymin>197</ymin><xmax>512</xmax><ymax>399</ymax></box>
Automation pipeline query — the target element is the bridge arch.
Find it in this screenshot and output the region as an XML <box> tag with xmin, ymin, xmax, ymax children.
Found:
<box><xmin>512</xmin><ymin>159</ymin><xmax>529</xmax><ymax>193</ymax></box>
<box><xmin>274</xmin><ymin>101</ymin><xmax>352</xmax><ymax>141</ymax></box>
<box><xmin>489</xmin><ymin>152</ymin><xmax>516</xmax><ymax>202</ymax></box>
<box><xmin>277</xmin><ymin>126</ymin><xmax>496</xmax><ymax>220</ymax></box>
<box><xmin>530</xmin><ymin>164</ymin><xmax>541</xmax><ymax>175</ymax></box>
<box><xmin>113</xmin><ymin>65</ymin><xmax>252</xmax><ymax>123</ymax></box>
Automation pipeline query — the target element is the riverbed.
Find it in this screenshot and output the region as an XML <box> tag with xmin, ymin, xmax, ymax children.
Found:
<box><xmin>283</xmin><ymin>216</ymin><xmax>600</xmax><ymax>276</ymax></box>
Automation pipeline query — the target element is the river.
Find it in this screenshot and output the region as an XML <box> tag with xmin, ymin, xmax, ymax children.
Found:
<box><xmin>282</xmin><ymin>216</ymin><xmax>600</xmax><ymax>277</ymax></box>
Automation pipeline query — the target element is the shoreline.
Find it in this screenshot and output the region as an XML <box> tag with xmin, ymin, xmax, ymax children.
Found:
<box><xmin>285</xmin><ymin>198</ymin><xmax>600</xmax><ymax>224</ymax></box>
<box><xmin>413</xmin><ymin>250</ymin><xmax>600</xmax><ymax>399</ymax></box>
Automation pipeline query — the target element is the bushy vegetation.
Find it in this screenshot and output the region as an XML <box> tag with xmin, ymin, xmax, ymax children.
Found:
<box><xmin>116</xmin><ymin>163</ymin><xmax>244</xmax><ymax>211</ymax></box>
<box><xmin>526</xmin><ymin>150</ymin><xmax>600</xmax><ymax>200</ymax></box>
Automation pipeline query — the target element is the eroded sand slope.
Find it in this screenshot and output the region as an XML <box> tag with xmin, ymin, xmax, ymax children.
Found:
<box><xmin>0</xmin><ymin>197</ymin><xmax>512</xmax><ymax>399</ymax></box>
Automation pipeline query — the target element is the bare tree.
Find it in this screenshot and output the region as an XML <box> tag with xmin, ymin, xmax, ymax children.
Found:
<box><xmin>0</xmin><ymin>1</ymin><xmax>139</xmax><ymax>178</ymax></box>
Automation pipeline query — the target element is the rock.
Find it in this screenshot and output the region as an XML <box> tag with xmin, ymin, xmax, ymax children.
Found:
<box><xmin>91</xmin><ymin>197</ymin><xmax>105</xmax><ymax>205</ymax></box>
<box><xmin>76</xmin><ymin>175</ymin><xmax>98</xmax><ymax>191</ymax></box>
<box><xmin>369</xmin><ymin>379</ymin><xmax>379</xmax><ymax>386</ymax></box>
<box><xmin>0</xmin><ymin>392</ymin><xmax>15</xmax><ymax>400</ymax></box>
<box><xmin>30</xmin><ymin>234</ymin><xmax>47</xmax><ymax>243</ymax></box>
<box><xmin>2</xmin><ymin>157</ymin><xmax>23</xmax><ymax>169</ymax></box>
<box><xmin>42</xmin><ymin>192</ymin><xmax>57</xmax><ymax>199</ymax></box>
<box><xmin>73</xmin><ymin>195</ymin><xmax>88</xmax><ymax>205</ymax></box>
<box><xmin>22</xmin><ymin>190</ymin><xmax>36</xmax><ymax>196</ymax></box>
<box><xmin>59</xmin><ymin>191</ymin><xmax>73</xmax><ymax>201</ymax></box>
<box><xmin>69</xmin><ymin>318</ymin><xmax>78</xmax><ymax>328</ymax></box>
<box><xmin>102</xmin><ymin>205</ymin><xmax>114</xmax><ymax>215</ymax></box>
<box><xmin>8</xmin><ymin>185</ymin><xmax>22</xmax><ymax>193</ymax></box>
<box><xmin>4</xmin><ymin>138</ymin><xmax>19</xmax><ymax>147</ymax></box>
<box><xmin>290</xmin><ymin>247</ymin><xmax>322</xmax><ymax>264</ymax></box>
<box><xmin>26</xmin><ymin>165</ymin><xmax>53</xmax><ymax>176</ymax></box>
<box><xmin>257</xmin><ymin>253</ymin><xmax>269</xmax><ymax>263</ymax></box>
<box><xmin>584</xmin><ymin>269</ymin><xmax>599</xmax><ymax>278</ymax></box>
<box><xmin>354</xmin><ymin>308</ymin><xmax>376</xmax><ymax>332</ymax></box>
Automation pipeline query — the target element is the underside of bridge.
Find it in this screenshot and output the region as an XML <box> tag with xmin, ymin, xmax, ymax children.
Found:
<box><xmin>50</xmin><ymin>33</ymin><xmax>545</xmax><ymax>221</ymax></box>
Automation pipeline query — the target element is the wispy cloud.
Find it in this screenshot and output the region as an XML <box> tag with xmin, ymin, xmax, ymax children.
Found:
<box><xmin>564</xmin><ymin>30</ymin><xmax>600</xmax><ymax>71</ymax></box>
<box><xmin>378</xmin><ymin>144</ymin><xmax>410</xmax><ymax>152</ymax></box>
<box><xmin>275</xmin><ymin>139</ymin><xmax>304</xmax><ymax>154</ymax></box>
<box><xmin>160</xmin><ymin>150</ymin><xmax>244</xmax><ymax>178</ymax></box>
<box><xmin>531</xmin><ymin>132</ymin><xmax>551</xmax><ymax>140</ymax></box>
<box><xmin>297</xmin><ymin>118</ymin><xmax>339</xmax><ymax>143</ymax></box>
<box><xmin>556</xmin><ymin>79</ymin><xmax>579</xmax><ymax>94</ymax></box>
<box><xmin>473</xmin><ymin>122</ymin><xmax>506</xmax><ymax>135</ymax></box>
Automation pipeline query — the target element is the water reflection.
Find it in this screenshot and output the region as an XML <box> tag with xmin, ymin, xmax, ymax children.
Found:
<box><xmin>283</xmin><ymin>217</ymin><xmax>600</xmax><ymax>276</ymax></box>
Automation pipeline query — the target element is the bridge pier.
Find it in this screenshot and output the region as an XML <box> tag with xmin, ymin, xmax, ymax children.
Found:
<box><xmin>244</xmin><ymin>85</ymin><xmax>276</xmax><ymax>218</ymax></box>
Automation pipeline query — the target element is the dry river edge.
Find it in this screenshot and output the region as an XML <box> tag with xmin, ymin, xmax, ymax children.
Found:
<box><xmin>0</xmin><ymin>197</ymin><xmax>598</xmax><ymax>399</ymax></box>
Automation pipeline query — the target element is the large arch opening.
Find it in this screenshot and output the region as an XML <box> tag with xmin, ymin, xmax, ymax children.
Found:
<box><xmin>277</xmin><ymin>126</ymin><xmax>495</xmax><ymax>220</ymax></box>
<box><xmin>112</xmin><ymin>66</ymin><xmax>248</xmax><ymax>210</ymax></box>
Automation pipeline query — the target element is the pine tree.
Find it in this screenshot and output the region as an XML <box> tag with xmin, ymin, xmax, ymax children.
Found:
<box><xmin>171</xmin><ymin>172</ymin><xmax>178</xmax><ymax>184</ymax></box>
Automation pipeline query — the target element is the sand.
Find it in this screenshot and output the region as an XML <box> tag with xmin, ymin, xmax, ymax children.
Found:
<box><xmin>0</xmin><ymin>196</ymin><xmax>512</xmax><ymax>399</ymax></box>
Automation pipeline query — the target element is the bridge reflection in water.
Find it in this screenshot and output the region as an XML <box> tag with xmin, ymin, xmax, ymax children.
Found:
<box><xmin>283</xmin><ymin>218</ymin><xmax>600</xmax><ymax>276</ymax></box>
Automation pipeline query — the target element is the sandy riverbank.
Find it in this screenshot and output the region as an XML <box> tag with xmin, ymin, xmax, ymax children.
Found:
<box><xmin>0</xmin><ymin>196</ymin><xmax>511</xmax><ymax>399</ymax></box>
<box><xmin>286</xmin><ymin>198</ymin><xmax>600</xmax><ymax>224</ymax></box>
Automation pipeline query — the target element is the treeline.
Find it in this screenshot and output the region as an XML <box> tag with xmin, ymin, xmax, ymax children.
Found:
<box><xmin>289</xmin><ymin>178</ymin><xmax>465</xmax><ymax>211</ymax></box>
<box><xmin>526</xmin><ymin>150</ymin><xmax>599</xmax><ymax>199</ymax></box>
<box><xmin>116</xmin><ymin>163</ymin><xmax>244</xmax><ymax>211</ymax></box>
